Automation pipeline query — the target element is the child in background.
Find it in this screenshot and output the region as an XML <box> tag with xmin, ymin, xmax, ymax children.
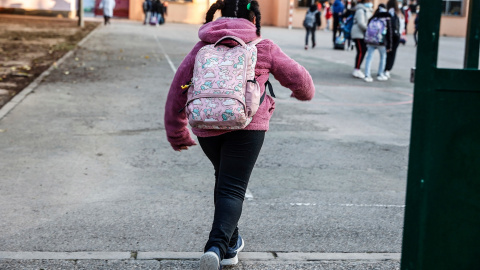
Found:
<box><xmin>304</xmin><ymin>4</ymin><xmax>321</xmax><ymax>50</ymax></box>
<box><xmin>363</xmin><ymin>3</ymin><xmax>393</xmax><ymax>82</ymax></box>
<box><xmin>324</xmin><ymin>1</ymin><xmax>333</xmax><ymax>30</ymax></box>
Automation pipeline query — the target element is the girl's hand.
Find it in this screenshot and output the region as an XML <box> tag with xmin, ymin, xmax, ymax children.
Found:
<box><xmin>174</xmin><ymin>141</ymin><xmax>197</xmax><ymax>151</ymax></box>
<box><xmin>176</xmin><ymin>145</ymin><xmax>190</xmax><ymax>152</ymax></box>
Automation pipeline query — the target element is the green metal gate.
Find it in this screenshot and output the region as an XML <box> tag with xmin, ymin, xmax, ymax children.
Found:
<box><xmin>401</xmin><ymin>0</ymin><xmax>480</xmax><ymax>269</ymax></box>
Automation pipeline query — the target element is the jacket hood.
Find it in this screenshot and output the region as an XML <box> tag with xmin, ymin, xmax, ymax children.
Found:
<box><xmin>356</xmin><ymin>3</ymin><xmax>367</xmax><ymax>10</ymax></box>
<box><xmin>198</xmin><ymin>17</ymin><xmax>259</xmax><ymax>44</ymax></box>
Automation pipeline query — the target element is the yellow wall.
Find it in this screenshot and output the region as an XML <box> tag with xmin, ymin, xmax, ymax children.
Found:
<box><xmin>0</xmin><ymin>0</ymin><xmax>77</xmax><ymax>18</ymax></box>
<box><xmin>130</xmin><ymin>0</ymin><xmax>211</xmax><ymax>23</ymax></box>
<box><xmin>128</xmin><ymin>0</ymin><xmax>468</xmax><ymax>37</ymax></box>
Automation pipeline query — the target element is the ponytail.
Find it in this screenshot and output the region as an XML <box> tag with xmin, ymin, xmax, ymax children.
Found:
<box><xmin>205</xmin><ymin>0</ymin><xmax>262</xmax><ymax>37</ymax></box>
<box><xmin>206</xmin><ymin>0</ymin><xmax>225</xmax><ymax>23</ymax></box>
<box><xmin>249</xmin><ymin>0</ymin><xmax>261</xmax><ymax>36</ymax></box>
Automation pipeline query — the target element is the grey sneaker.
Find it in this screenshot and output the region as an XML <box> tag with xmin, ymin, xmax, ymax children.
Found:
<box><xmin>200</xmin><ymin>247</ymin><xmax>222</xmax><ymax>270</ymax></box>
<box><xmin>221</xmin><ymin>235</ymin><xmax>244</xmax><ymax>266</ymax></box>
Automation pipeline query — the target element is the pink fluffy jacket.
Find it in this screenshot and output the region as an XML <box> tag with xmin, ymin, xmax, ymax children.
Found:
<box><xmin>164</xmin><ymin>18</ymin><xmax>315</xmax><ymax>151</ymax></box>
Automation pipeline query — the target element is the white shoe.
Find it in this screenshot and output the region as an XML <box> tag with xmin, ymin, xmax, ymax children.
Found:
<box><xmin>384</xmin><ymin>71</ymin><xmax>391</xmax><ymax>78</ymax></box>
<box><xmin>364</xmin><ymin>76</ymin><xmax>373</xmax><ymax>82</ymax></box>
<box><xmin>352</xmin><ymin>69</ymin><xmax>365</xmax><ymax>78</ymax></box>
<box><xmin>377</xmin><ymin>75</ymin><xmax>388</xmax><ymax>81</ymax></box>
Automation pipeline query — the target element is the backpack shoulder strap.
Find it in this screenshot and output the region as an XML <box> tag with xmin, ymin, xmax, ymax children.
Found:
<box><xmin>214</xmin><ymin>36</ymin><xmax>247</xmax><ymax>48</ymax></box>
<box><xmin>248</xmin><ymin>38</ymin><xmax>262</xmax><ymax>46</ymax></box>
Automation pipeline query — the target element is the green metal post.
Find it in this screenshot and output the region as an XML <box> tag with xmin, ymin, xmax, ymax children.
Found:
<box><xmin>401</xmin><ymin>0</ymin><xmax>480</xmax><ymax>268</ymax></box>
<box><xmin>401</xmin><ymin>0</ymin><xmax>442</xmax><ymax>267</ymax></box>
<box><xmin>464</xmin><ymin>0</ymin><xmax>480</xmax><ymax>69</ymax></box>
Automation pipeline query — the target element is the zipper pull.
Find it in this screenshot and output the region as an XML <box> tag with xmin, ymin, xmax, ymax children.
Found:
<box><xmin>181</xmin><ymin>80</ymin><xmax>192</xmax><ymax>93</ymax></box>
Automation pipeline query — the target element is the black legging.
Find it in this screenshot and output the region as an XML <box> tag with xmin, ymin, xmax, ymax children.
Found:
<box><xmin>385</xmin><ymin>36</ymin><xmax>400</xmax><ymax>71</ymax></box>
<box><xmin>305</xmin><ymin>27</ymin><xmax>316</xmax><ymax>46</ymax></box>
<box><xmin>353</xmin><ymin>38</ymin><xmax>367</xmax><ymax>69</ymax></box>
<box><xmin>198</xmin><ymin>130</ymin><xmax>265</xmax><ymax>260</ymax></box>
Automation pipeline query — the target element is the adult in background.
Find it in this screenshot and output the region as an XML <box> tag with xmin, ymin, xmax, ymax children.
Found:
<box><xmin>142</xmin><ymin>0</ymin><xmax>152</xmax><ymax>25</ymax></box>
<box><xmin>332</xmin><ymin>0</ymin><xmax>345</xmax><ymax>44</ymax></box>
<box><xmin>304</xmin><ymin>4</ymin><xmax>321</xmax><ymax>50</ymax></box>
<box><xmin>351</xmin><ymin>0</ymin><xmax>373</xmax><ymax>78</ymax></box>
<box><xmin>384</xmin><ymin>0</ymin><xmax>404</xmax><ymax>78</ymax></box>
<box><xmin>99</xmin><ymin>0</ymin><xmax>115</xmax><ymax>25</ymax></box>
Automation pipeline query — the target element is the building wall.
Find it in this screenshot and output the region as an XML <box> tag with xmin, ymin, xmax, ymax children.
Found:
<box><xmin>130</xmin><ymin>0</ymin><xmax>212</xmax><ymax>23</ymax></box>
<box><xmin>0</xmin><ymin>0</ymin><xmax>77</xmax><ymax>18</ymax></box>
<box><xmin>123</xmin><ymin>0</ymin><xmax>469</xmax><ymax>37</ymax></box>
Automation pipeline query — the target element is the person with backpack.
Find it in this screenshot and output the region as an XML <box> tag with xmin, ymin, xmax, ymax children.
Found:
<box><xmin>332</xmin><ymin>0</ymin><xmax>345</xmax><ymax>44</ymax></box>
<box><xmin>351</xmin><ymin>0</ymin><xmax>373</xmax><ymax>79</ymax></box>
<box><xmin>142</xmin><ymin>0</ymin><xmax>152</xmax><ymax>25</ymax></box>
<box><xmin>151</xmin><ymin>0</ymin><xmax>165</xmax><ymax>25</ymax></box>
<box><xmin>164</xmin><ymin>0</ymin><xmax>315</xmax><ymax>269</ymax></box>
<box><xmin>384</xmin><ymin>0</ymin><xmax>404</xmax><ymax>78</ymax></box>
<box><xmin>342</xmin><ymin>1</ymin><xmax>356</xmax><ymax>50</ymax></box>
<box><xmin>304</xmin><ymin>4</ymin><xmax>321</xmax><ymax>50</ymax></box>
<box><xmin>363</xmin><ymin>3</ymin><xmax>393</xmax><ymax>82</ymax></box>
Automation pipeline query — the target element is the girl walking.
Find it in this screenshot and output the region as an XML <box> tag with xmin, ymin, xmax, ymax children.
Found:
<box><xmin>304</xmin><ymin>4</ymin><xmax>321</xmax><ymax>50</ymax></box>
<box><xmin>164</xmin><ymin>1</ymin><xmax>315</xmax><ymax>269</ymax></box>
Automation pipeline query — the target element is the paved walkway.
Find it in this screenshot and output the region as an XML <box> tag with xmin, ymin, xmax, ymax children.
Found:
<box><xmin>0</xmin><ymin>18</ymin><xmax>468</xmax><ymax>269</ymax></box>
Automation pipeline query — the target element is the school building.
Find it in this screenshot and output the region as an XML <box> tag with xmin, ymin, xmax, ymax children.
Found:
<box><xmin>128</xmin><ymin>0</ymin><xmax>470</xmax><ymax>38</ymax></box>
<box><xmin>0</xmin><ymin>0</ymin><xmax>470</xmax><ymax>37</ymax></box>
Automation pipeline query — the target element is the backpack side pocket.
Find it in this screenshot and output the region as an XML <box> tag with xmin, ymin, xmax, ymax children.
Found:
<box><xmin>245</xmin><ymin>79</ymin><xmax>261</xmax><ymax>118</ymax></box>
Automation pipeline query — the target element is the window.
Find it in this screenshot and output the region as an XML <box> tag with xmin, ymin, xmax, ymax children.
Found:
<box><xmin>298</xmin><ymin>0</ymin><xmax>315</xmax><ymax>7</ymax></box>
<box><xmin>442</xmin><ymin>0</ymin><xmax>463</xmax><ymax>16</ymax></box>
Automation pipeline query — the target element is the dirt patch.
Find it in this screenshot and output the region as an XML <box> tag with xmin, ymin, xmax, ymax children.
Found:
<box><xmin>0</xmin><ymin>15</ymin><xmax>100</xmax><ymax>108</ymax></box>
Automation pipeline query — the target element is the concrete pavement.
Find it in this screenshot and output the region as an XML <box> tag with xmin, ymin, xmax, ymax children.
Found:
<box><xmin>0</xmin><ymin>19</ymin><xmax>468</xmax><ymax>269</ymax></box>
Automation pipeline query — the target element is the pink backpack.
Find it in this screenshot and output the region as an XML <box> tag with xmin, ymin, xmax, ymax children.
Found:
<box><xmin>184</xmin><ymin>36</ymin><xmax>263</xmax><ymax>130</ymax></box>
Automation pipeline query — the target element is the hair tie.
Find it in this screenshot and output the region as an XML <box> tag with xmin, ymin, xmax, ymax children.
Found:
<box><xmin>247</xmin><ymin>3</ymin><xmax>251</xmax><ymax>10</ymax></box>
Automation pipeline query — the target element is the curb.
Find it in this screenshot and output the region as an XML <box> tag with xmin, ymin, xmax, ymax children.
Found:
<box><xmin>0</xmin><ymin>23</ymin><xmax>101</xmax><ymax>121</ymax></box>
<box><xmin>0</xmin><ymin>252</ymin><xmax>401</xmax><ymax>261</ymax></box>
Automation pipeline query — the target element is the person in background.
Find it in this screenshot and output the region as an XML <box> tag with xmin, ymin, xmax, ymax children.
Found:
<box><xmin>324</xmin><ymin>1</ymin><xmax>332</xmax><ymax>31</ymax></box>
<box><xmin>316</xmin><ymin>0</ymin><xmax>323</xmax><ymax>27</ymax></box>
<box><xmin>142</xmin><ymin>0</ymin><xmax>152</xmax><ymax>25</ymax></box>
<box><xmin>351</xmin><ymin>0</ymin><xmax>373</xmax><ymax>79</ymax></box>
<box><xmin>343</xmin><ymin>0</ymin><xmax>357</xmax><ymax>50</ymax></box>
<box><xmin>152</xmin><ymin>0</ymin><xmax>165</xmax><ymax>25</ymax></box>
<box><xmin>363</xmin><ymin>3</ymin><xmax>393</xmax><ymax>82</ymax></box>
<box><xmin>304</xmin><ymin>4</ymin><xmax>321</xmax><ymax>50</ymax></box>
<box><xmin>99</xmin><ymin>0</ymin><xmax>115</xmax><ymax>25</ymax></box>
<box><xmin>413</xmin><ymin>11</ymin><xmax>419</xmax><ymax>46</ymax></box>
<box><xmin>402</xmin><ymin>0</ymin><xmax>411</xmax><ymax>35</ymax></box>
<box><xmin>384</xmin><ymin>0</ymin><xmax>404</xmax><ymax>78</ymax></box>
<box><xmin>332</xmin><ymin>0</ymin><xmax>345</xmax><ymax>43</ymax></box>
